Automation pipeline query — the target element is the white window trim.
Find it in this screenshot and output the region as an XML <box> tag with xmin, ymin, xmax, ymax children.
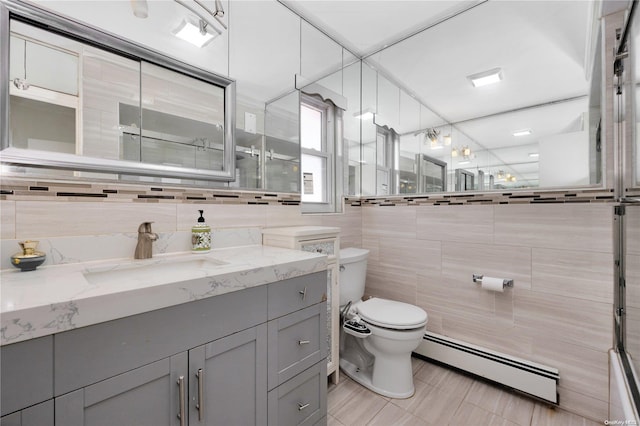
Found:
<box><xmin>301</xmin><ymin>94</ymin><xmax>337</xmax><ymax>214</ymax></box>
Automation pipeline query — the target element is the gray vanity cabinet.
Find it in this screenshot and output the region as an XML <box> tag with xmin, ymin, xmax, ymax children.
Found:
<box><xmin>1</xmin><ymin>271</ymin><xmax>327</xmax><ymax>426</ymax></box>
<box><xmin>54</xmin><ymin>352</ymin><xmax>187</xmax><ymax>426</ymax></box>
<box><xmin>188</xmin><ymin>324</ymin><xmax>268</xmax><ymax>425</ymax></box>
<box><xmin>0</xmin><ymin>400</ymin><xmax>54</xmax><ymax>426</ymax></box>
<box><xmin>0</xmin><ymin>336</ymin><xmax>53</xmax><ymax>418</ymax></box>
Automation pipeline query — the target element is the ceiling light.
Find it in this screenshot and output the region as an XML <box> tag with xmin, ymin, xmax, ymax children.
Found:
<box><xmin>467</xmin><ymin>68</ymin><xmax>503</xmax><ymax>87</ymax></box>
<box><xmin>513</xmin><ymin>129</ymin><xmax>532</xmax><ymax>137</ymax></box>
<box><xmin>174</xmin><ymin>18</ymin><xmax>216</xmax><ymax>47</ymax></box>
<box><xmin>528</xmin><ymin>152</ymin><xmax>539</xmax><ymax>158</ymax></box>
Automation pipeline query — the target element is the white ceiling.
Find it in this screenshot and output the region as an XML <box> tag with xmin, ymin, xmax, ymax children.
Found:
<box><xmin>282</xmin><ymin>0</ymin><xmax>607</xmax><ymax>187</ymax></box>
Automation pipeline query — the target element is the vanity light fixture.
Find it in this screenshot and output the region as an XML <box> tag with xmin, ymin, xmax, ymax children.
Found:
<box><xmin>461</xmin><ymin>146</ymin><xmax>471</xmax><ymax>157</ymax></box>
<box><xmin>174</xmin><ymin>18</ymin><xmax>217</xmax><ymax>47</ymax></box>
<box><xmin>130</xmin><ymin>0</ymin><xmax>148</xmax><ymax>18</ymax></box>
<box><xmin>467</xmin><ymin>68</ymin><xmax>503</xmax><ymax>87</ymax></box>
<box><xmin>497</xmin><ymin>170</ymin><xmax>505</xmax><ymax>179</ymax></box>
<box><xmin>443</xmin><ymin>134</ymin><xmax>452</xmax><ymax>146</ymax></box>
<box><xmin>513</xmin><ymin>129</ymin><xmax>532</xmax><ymax>137</ymax></box>
<box><xmin>354</xmin><ymin>108</ymin><xmax>375</xmax><ymax>120</ymax></box>
<box><xmin>451</xmin><ymin>147</ymin><xmax>459</xmax><ymax>157</ymax></box>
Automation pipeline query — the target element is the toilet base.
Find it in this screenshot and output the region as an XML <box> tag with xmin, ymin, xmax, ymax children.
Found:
<box><xmin>339</xmin><ymin>358</ymin><xmax>415</xmax><ymax>399</ymax></box>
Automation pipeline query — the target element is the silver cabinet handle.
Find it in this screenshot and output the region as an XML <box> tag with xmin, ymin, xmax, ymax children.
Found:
<box><xmin>177</xmin><ymin>375</ymin><xmax>186</xmax><ymax>426</ymax></box>
<box><xmin>196</xmin><ymin>368</ymin><xmax>204</xmax><ymax>421</ymax></box>
<box><xmin>299</xmin><ymin>287</ymin><xmax>307</xmax><ymax>300</ymax></box>
<box><xmin>298</xmin><ymin>402</ymin><xmax>310</xmax><ymax>411</ymax></box>
<box><xmin>298</xmin><ymin>340</ymin><xmax>310</xmax><ymax>345</ymax></box>
<box><xmin>316</xmin><ymin>248</ymin><xmax>323</xmax><ymax>253</ymax></box>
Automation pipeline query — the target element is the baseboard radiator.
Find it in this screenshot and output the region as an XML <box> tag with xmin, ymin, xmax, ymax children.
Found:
<box><xmin>414</xmin><ymin>332</ymin><xmax>560</xmax><ymax>404</ymax></box>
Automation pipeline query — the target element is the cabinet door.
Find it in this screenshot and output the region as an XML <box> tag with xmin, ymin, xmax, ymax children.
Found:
<box><xmin>189</xmin><ymin>324</ymin><xmax>267</xmax><ymax>426</ymax></box>
<box><xmin>0</xmin><ymin>399</ymin><xmax>53</xmax><ymax>426</ymax></box>
<box><xmin>55</xmin><ymin>352</ymin><xmax>187</xmax><ymax>426</ymax></box>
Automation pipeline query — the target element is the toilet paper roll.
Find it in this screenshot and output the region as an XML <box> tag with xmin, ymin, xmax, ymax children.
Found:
<box><xmin>481</xmin><ymin>276</ymin><xmax>504</xmax><ymax>292</ymax></box>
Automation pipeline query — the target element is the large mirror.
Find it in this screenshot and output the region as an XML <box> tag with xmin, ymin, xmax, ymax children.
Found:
<box><xmin>358</xmin><ymin>0</ymin><xmax>602</xmax><ymax>194</ymax></box>
<box><xmin>1</xmin><ymin>0</ymin><xmax>236</xmax><ymax>182</ymax></box>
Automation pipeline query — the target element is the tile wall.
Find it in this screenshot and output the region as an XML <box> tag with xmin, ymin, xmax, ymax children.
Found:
<box><xmin>360</xmin><ymin>202</ymin><xmax>614</xmax><ymax>422</ymax></box>
<box><xmin>0</xmin><ymin>177</ymin><xmax>618</xmax><ymax>422</ymax></box>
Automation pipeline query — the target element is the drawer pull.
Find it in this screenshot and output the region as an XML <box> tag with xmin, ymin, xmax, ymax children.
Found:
<box><xmin>196</xmin><ymin>368</ymin><xmax>204</xmax><ymax>421</ymax></box>
<box><xmin>298</xmin><ymin>402</ymin><xmax>310</xmax><ymax>411</ymax></box>
<box><xmin>316</xmin><ymin>248</ymin><xmax>323</xmax><ymax>253</ymax></box>
<box><xmin>299</xmin><ymin>287</ymin><xmax>307</xmax><ymax>300</ymax></box>
<box><xmin>177</xmin><ymin>375</ymin><xmax>186</xmax><ymax>426</ymax></box>
<box><xmin>298</xmin><ymin>340</ymin><xmax>310</xmax><ymax>345</ymax></box>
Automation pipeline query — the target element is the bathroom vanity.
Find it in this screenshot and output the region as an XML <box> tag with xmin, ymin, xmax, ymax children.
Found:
<box><xmin>0</xmin><ymin>245</ymin><xmax>328</xmax><ymax>426</ymax></box>
<box><xmin>262</xmin><ymin>226</ymin><xmax>340</xmax><ymax>384</ymax></box>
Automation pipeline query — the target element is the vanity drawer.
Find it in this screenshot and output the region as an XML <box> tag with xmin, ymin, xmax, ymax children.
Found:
<box><xmin>268</xmin><ymin>271</ymin><xmax>326</xmax><ymax>320</ymax></box>
<box><xmin>300</xmin><ymin>238</ymin><xmax>337</xmax><ymax>259</ymax></box>
<box><xmin>268</xmin><ymin>303</ymin><xmax>326</xmax><ymax>389</ymax></box>
<box><xmin>267</xmin><ymin>361</ymin><xmax>327</xmax><ymax>426</ymax></box>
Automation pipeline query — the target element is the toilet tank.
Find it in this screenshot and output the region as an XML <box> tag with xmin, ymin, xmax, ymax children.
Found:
<box><xmin>339</xmin><ymin>248</ymin><xmax>369</xmax><ymax>306</ymax></box>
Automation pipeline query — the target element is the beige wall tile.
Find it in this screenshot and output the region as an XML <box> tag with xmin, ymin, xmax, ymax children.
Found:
<box><xmin>265</xmin><ymin>205</ymin><xmax>316</xmax><ymax>228</ymax></box>
<box><xmin>442</xmin><ymin>241</ymin><xmax>531</xmax><ymax>290</ymax></box>
<box><xmin>15</xmin><ymin>201</ymin><xmax>177</xmax><ymax>237</ymax></box>
<box><xmin>416</xmin><ymin>205</ymin><xmax>494</xmax><ymax>244</ymax></box>
<box><xmin>319</xmin><ymin>205</ymin><xmax>362</xmax><ymax>249</ymax></box>
<box><xmin>626</xmin><ymin>254</ymin><xmax>640</xmax><ymax>309</ymax></box>
<box><xmin>531</xmin><ymin>337</ymin><xmax>608</xmax><ymax>403</ymax></box>
<box><xmin>177</xmin><ymin>203</ymin><xmax>266</xmax><ymax>230</ymax></box>
<box><xmin>627</xmin><ymin>205</ymin><xmax>640</xmax><ymax>255</ymax></box>
<box><xmin>366</xmin><ymin>263</ymin><xmax>418</xmax><ymax>305</ymax></box>
<box><xmin>514</xmin><ymin>290</ymin><xmax>612</xmax><ymax>352</ymax></box>
<box><xmin>494</xmin><ymin>204</ymin><xmax>613</xmax><ymax>253</ymax></box>
<box><xmin>362</xmin><ymin>206</ymin><xmax>417</xmax><ymax>239</ymax></box>
<box><xmin>532</xmin><ymin>248</ymin><xmax>613</xmax><ymax>303</ymax></box>
<box><xmin>1</xmin><ymin>201</ymin><xmax>16</xmax><ymax>239</ymax></box>
<box><xmin>417</xmin><ymin>272</ymin><xmax>497</xmax><ymax>320</ymax></box>
<box><xmin>378</xmin><ymin>237</ymin><xmax>441</xmax><ymax>275</ymax></box>
<box><xmin>439</xmin><ymin>315</ymin><xmax>533</xmax><ymax>358</ymax></box>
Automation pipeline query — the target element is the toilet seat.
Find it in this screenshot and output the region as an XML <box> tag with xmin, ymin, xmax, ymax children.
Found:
<box><xmin>356</xmin><ymin>298</ymin><xmax>427</xmax><ymax>330</ymax></box>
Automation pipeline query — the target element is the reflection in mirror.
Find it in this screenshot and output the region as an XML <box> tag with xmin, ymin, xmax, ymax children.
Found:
<box><xmin>363</xmin><ymin>0</ymin><xmax>601</xmax><ymax>194</ymax></box>
<box><xmin>264</xmin><ymin>91</ymin><xmax>300</xmax><ymax>193</ymax></box>
<box><xmin>2</xmin><ymin>0</ymin><xmax>235</xmax><ymax>182</ymax></box>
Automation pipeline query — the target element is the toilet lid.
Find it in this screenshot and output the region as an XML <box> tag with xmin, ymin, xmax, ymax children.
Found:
<box><xmin>356</xmin><ymin>298</ymin><xmax>428</xmax><ymax>329</ymax></box>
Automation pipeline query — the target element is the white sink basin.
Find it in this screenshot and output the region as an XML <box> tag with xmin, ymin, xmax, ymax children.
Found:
<box><xmin>83</xmin><ymin>256</ymin><xmax>228</xmax><ymax>286</ymax></box>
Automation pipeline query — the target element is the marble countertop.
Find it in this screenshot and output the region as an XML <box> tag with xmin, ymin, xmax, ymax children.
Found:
<box><xmin>1</xmin><ymin>245</ymin><xmax>327</xmax><ymax>346</ymax></box>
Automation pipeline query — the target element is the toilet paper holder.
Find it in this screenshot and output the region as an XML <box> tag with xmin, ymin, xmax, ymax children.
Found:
<box><xmin>472</xmin><ymin>274</ymin><xmax>514</xmax><ymax>288</ymax></box>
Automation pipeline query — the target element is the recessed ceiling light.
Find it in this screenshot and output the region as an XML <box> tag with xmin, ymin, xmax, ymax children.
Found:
<box><xmin>174</xmin><ymin>18</ymin><xmax>216</xmax><ymax>48</ymax></box>
<box><xmin>528</xmin><ymin>152</ymin><xmax>539</xmax><ymax>158</ymax></box>
<box><xmin>467</xmin><ymin>68</ymin><xmax>503</xmax><ymax>87</ymax></box>
<box><xmin>513</xmin><ymin>129</ymin><xmax>532</xmax><ymax>137</ymax></box>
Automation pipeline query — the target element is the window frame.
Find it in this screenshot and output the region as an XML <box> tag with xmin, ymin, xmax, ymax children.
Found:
<box><xmin>300</xmin><ymin>94</ymin><xmax>336</xmax><ymax>213</ymax></box>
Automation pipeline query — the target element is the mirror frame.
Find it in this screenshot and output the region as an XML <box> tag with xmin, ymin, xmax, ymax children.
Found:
<box><xmin>0</xmin><ymin>0</ymin><xmax>236</xmax><ymax>182</ymax></box>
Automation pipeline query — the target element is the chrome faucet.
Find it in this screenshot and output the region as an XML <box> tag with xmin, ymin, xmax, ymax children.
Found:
<box><xmin>134</xmin><ymin>221</ymin><xmax>159</xmax><ymax>259</ymax></box>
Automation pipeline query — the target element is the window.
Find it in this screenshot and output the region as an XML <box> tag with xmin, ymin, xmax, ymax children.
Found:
<box><xmin>300</xmin><ymin>95</ymin><xmax>340</xmax><ymax>213</ymax></box>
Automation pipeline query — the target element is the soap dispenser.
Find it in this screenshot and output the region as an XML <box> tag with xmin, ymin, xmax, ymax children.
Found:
<box><xmin>191</xmin><ymin>210</ymin><xmax>211</xmax><ymax>252</ymax></box>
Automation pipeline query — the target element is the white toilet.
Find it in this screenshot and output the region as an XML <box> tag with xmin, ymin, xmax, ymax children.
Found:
<box><xmin>339</xmin><ymin>247</ymin><xmax>428</xmax><ymax>399</ymax></box>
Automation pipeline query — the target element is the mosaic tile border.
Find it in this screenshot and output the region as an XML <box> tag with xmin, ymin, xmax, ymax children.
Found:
<box><xmin>1</xmin><ymin>177</ymin><xmax>632</xmax><ymax>207</ymax></box>
<box><xmin>346</xmin><ymin>187</ymin><xmax>619</xmax><ymax>207</ymax></box>
<box><xmin>0</xmin><ymin>178</ymin><xmax>301</xmax><ymax>206</ymax></box>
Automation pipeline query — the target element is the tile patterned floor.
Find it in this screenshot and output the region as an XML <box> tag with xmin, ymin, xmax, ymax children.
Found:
<box><xmin>327</xmin><ymin>357</ymin><xmax>602</xmax><ymax>426</ymax></box>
